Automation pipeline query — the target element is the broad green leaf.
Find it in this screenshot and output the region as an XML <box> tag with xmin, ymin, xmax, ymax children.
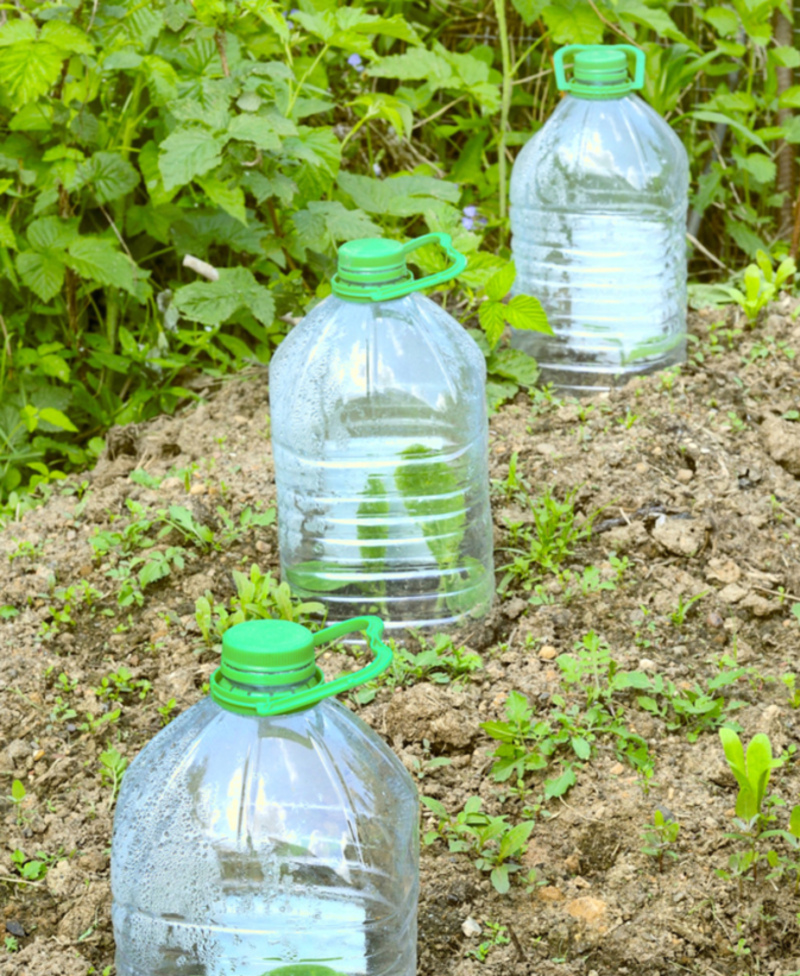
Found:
<box><xmin>739</xmin><ymin>153</ymin><xmax>776</xmax><ymax>184</ymax></box>
<box><xmin>0</xmin><ymin>39</ymin><xmax>63</xmax><ymax>107</ymax></box>
<box><xmin>498</xmin><ymin>821</ymin><xmax>534</xmax><ymax>859</ymax></box>
<box><xmin>10</xmin><ymin>779</ymin><xmax>25</xmax><ymax>801</ymax></box>
<box><xmin>159</xmin><ymin>128</ymin><xmax>224</xmax><ymax>191</ymax></box>
<box><xmin>572</xmin><ymin>736</ymin><xmax>591</xmax><ymax>760</ymax></box>
<box><xmin>173</xmin><ymin>267</ymin><xmax>274</xmax><ymax>326</ymax></box>
<box><xmin>40</xmin><ymin>21</ymin><xmax>94</xmax><ymax>54</ymax></box>
<box><xmin>143</xmin><ymin>55</ymin><xmax>178</xmax><ymax>105</ymax></box>
<box><xmin>478</xmin><ymin>300</ymin><xmax>507</xmax><ymax>350</ymax></box>
<box><xmin>486</xmin><ymin>378</ymin><xmax>518</xmax><ymax>414</ymax></box>
<box><xmin>511</xmin><ymin>0</ymin><xmax>548</xmax><ymax>25</ymax></box>
<box><xmin>544</xmin><ymin>765</ymin><xmax>576</xmax><ymax>798</ymax></box>
<box><xmin>367</xmin><ymin>49</ymin><xmax>452</xmax><ymax>84</ymax></box>
<box><xmin>139</xmin><ymin>140</ymin><xmax>177</xmax><ymax>206</ymax></box>
<box><xmin>613</xmin><ymin>0</ymin><xmax>691</xmax><ymax>46</ymax></box>
<box><xmin>67</xmin><ymin>238</ymin><xmax>137</xmax><ymax>295</ymax></box>
<box><xmin>790</xmin><ymin>804</ymin><xmax>800</xmax><ymax>838</ymax></box>
<box><xmin>394</xmin><ymin>443</ymin><xmax>466</xmax><ymax>571</ymax></box>
<box><xmin>197</xmin><ymin>177</ymin><xmax>247</xmax><ymax>225</ymax></box>
<box><xmin>779</xmin><ymin>86</ymin><xmax>800</xmax><ymax>109</ymax></box>
<box><xmin>506</xmin><ymin>690</ymin><xmax>531</xmax><ymax>726</ymax></box>
<box><xmin>38</xmin><ymin>354</ymin><xmax>70</xmax><ymax>383</ymax></box>
<box><xmin>338</xmin><ymin>172</ymin><xmax>459</xmax><ymax>217</ymax></box>
<box><xmin>27</xmin><ymin>217</ymin><xmax>79</xmax><ymax>251</ymax></box>
<box><xmin>350</xmin><ymin>93</ymin><xmax>413</xmax><ymax>139</ymax></box>
<box><xmin>704</xmin><ymin>5</ymin><xmax>739</xmax><ymax>37</ymax></box>
<box><xmin>293</xmin><ymin>201</ymin><xmax>381</xmax><ymax>252</ymax></box>
<box><xmin>485</xmin><ymin>262</ymin><xmax>516</xmax><ymax>302</ymax></box>
<box><xmin>283</xmin><ymin>127</ymin><xmax>341</xmax><ymax>176</ymax></box>
<box><xmin>78</xmin><ymin>151</ymin><xmax>140</xmax><ymax>203</ymax></box>
<box><xmin>486</xmin><ymin>347</ymin><xmax>539</xmax><ymax>388</ymax></box>
<box><xmin>0</xmin><ymin>21</ymin><xmax>36</xmax><ymax>46</ymax></box>
<box><xmin>490</xmin><ymin>864</ymin><xmax>510</xmax><ymax>894</ymax></box>
<box><xmin>0</xmin><ymin>215</ymin><xmax>15</xmax><ymax>249</ymax></box>
<box><xmin>745</xmin><ymin>733</ymin><xmax>775</xmax><ymax>812</ymax></box>
<box><xmin>335</xmin><ymin>8</ymin><xmax>421</xmax><ymax>45</ymax></box>
<box><xmin>542</xmin><ymin>0</ymin><xmax>604</xmax><ymax>44</ymax></box>
<box><xmin>39</xmin><ymin>407</ymin><xmax>77</xmax><ymax>432</ymax></box>
<box><xmin>227</xmin><ymin>113</ymin><xmax>282</xmax><ymax>152</ymax></box>
<box><xmin>9</xmin><ymin>101</ymin><xmax>53</xmax><ymax>132</ymax></box>
<box><xmin>504</xmin><ymin>294</ymin><xmax>552</xmax><ymax>334</ymax></box>
<box><xmin>720</xmin><ymin>728</ymin><xmax>749</xmax><ymax>790</ymax></box>
<box><xmin>16</xmin><ymin>249</ymin><xmax>65</xmax><ymax>301</ymax></box>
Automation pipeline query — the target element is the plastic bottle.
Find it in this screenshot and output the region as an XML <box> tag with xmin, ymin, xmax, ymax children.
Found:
<box><xmin>269</xmin><ymin>234</ymin><xmax>494</xmax><ymax>632</ymax></box>
<box><xmin>510</xmin><ymin>44</ymin><xmax>689</xmax><ymax>394</ymax></box>
<box><xmin>111</xmin><ymin>616</ymin><xmax>418</xmax><ymax>976</ymax></box>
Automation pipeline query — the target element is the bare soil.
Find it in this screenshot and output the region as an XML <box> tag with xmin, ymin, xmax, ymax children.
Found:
<box><xmin>1</xmin><ymin>300</ymin><xmax>800</xmax><ymax>976</ymax></box>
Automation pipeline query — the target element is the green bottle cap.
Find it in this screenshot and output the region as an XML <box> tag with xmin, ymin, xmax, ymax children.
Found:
<box><xmin>209</xmin><ymin>616</ymin><xmax>393</xmax><ymax>716</ymax></box>
<box><xmin>331</xmin><ymin>232</ymin><xmax>467</xmax><ymax>302</ymax></box>
<box><xmin>554</xmin><ymin>44</ymin><xmax>645</xmax><ymax>100</ymax></box>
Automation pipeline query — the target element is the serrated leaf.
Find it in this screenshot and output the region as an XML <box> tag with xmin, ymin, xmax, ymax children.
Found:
<box><xmin>40</xmin><ymin>20</ymin><xmax>94</xmax><ymax>54</ymax></box>
<box><xmin>338</xmin><ymin>172</ymin><xmax>459</xmax><ymax>217</ymax></box>
<box><xmin>143</xmin><ymin>55</ymin><xmax>178</xmax><ymax>105</ymax></box>
<box><xmin>704</xmin><ymin>5</ymin><xmax>739</xmax><ymax>37</ymax></box>
<box><xmin>0</xmin><ymin>21</ymin><xmax>36</xmax><ymax>46</ymax></box>
<box><xmin>367</xmin><ymin>49</ymin><xmax>452</xmax><ymax>84</ymax></box>
<box><xmin>511</xmin><ymin>0</ymin><xmax>547</xmax><ymax>24</ymax></box>
<box><xmin>27</xmin><ymin>217</ymin><xmax>79</xmax><ymax>251</ymax></box>
<box><xmin>173</xmin><ymin>267</ymin><xmax>274</xmax><ymax>326</ymax></box>
<box><xmin>486</xmin><ymin>347</ymin><xmax>539</xmax><ymax>388</ymax></box>
<box><xmin>614</xmin><ymin>0</ymin><xmax>691</xmax><ymax>46</ymax></box>
<box><xmin>159</xmin><ymin>128</ymin><xmax>224</xmax><ymax>191</ymax></box>
<box><xmin>197</xmin><ymin>177</ymin><xmax>246</xmax><ymax>225</ymax></box>
<box><xmin>478</xmin><ymin>300</ymin><xmax>507</xmax><ymax>350</ymax></box>
<box><xmin>293</xmin><ymin>201</ymin><xmax>381</xmax><ymax>252</ymax></box>
<box><xmin>542</xmin><ymin>0</ymin><xmax>603</xmax><ymax>44</ymax></box>
<box><xmin>505</xmin><ymin>294</ymin><xmax>552</xmax><ymax>334</ymax></box>
<box><xmin>485</xmin><ymin>262</ymin><xmax>516</xmax><ymax>301</ymax></box>
<box><xmin>0</xmin><ymin>39</ymin><xmax>63</xmax><ymax>107</ymax></box>
<box><xmin>67</xmin><ymin>238</ymin><xmax>137</xmax><ymax>295</ymax></box>
<box><xmin>227</xmin><ymin>113</ymin><xmax>282</xmax><ymax>151</ymax></box>
<box><xmin>544</xmin><ymin>765</ymin><xmax>576</xmax><ymax>798</ymax></box>
<box><xmin>38</xmin><ymin>354</ymin><xmax>70</xmax><ymax>382</ymax></box>
<box><xmin>78</xmin><ymin>151</ymin><xmax>140</xmax><ymax>204</ymax></box>
<box><xmin>335</xmin><ymin>8</ymin><xmax>421</xmax><ymax>44</ymax></box>
<box><xmin>16</xmin><ymin>249</ymin><xmax>65</xmax><ymax>301</ymax></box>
<box><xmin>283</xmin><ymin>127</ymin><xmax>340</xmax><ymax>175</ymax></box>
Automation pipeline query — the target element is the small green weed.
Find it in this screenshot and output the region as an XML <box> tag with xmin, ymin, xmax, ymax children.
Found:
<box><xmin>669</xmin><ymin>590</ymin><xmax>710</xmax><ymax>627</ymax></box>
<box><xmin>95</xmin><ymin>667</ymin><xmax>151</xmax><ymax>703</ymax></box>
<box><xmin>641</xmin><ymin>808</ymin><xmax>680</xmax><ymax>873</ymax></box>
<box><xmin>782</xmin><ymin>674</ymin><xmax>800</xmax><ymax>709</ymax></box>
<box><xmin>99</xmin><ymin>747</ymin><xmax>127</xmax><ymax>808</ymax></box>
<box><xmin>422</xmin><ymin>795</ymin><xmax>535</xmax><ymax>894</ymax></box>
<box><xmin>7</xmin><ymin>779</ymin><xmax>27</xmax><ymax>826</ymax></box>
<box><xmin>10</xmin><ymin>848</ymin><xmax>53</xmax><ymax>882</ymax></box>
<box><xmin>465</xmin><ymin>921</ymin><xmax>510</xmax><ymax>962</ymax></box>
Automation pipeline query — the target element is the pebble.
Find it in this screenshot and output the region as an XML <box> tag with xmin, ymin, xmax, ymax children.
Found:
<box><xmin>189</xmin><ymin>483</ymin><xmax>206</xmax><ymax>495</ymax></box>
<box><xmin>609</xmin><ymin>762</ymin><xmax>624</xmax><ymax>775</ymax></box>
<box><xmin>536</xmin><ymin>443</ymin><xmax>558</xmax><ymax>456</ymax></box>
<box><xmin>538</xmin><ymin>645</ymin><xmax>558</xmax><ymax>661</ymax></box>
<box><xmin>5</xmin><ymin>920</ymin><xmax>25</xmax><ymax>937</ymax></box>
<box><xmin>706</xmin><ymin>611</ymin><xmax>724</xmax><ymax>628</ymax></box>
<box><xmin>461</xmin><ymin>917</ymin><xmax>481</xmax><ymax>937</ymax></box>
<box><xmin>637</xmin><ymin>658</ymin><xmax>656</xmax><ymax>671</ymax></box>
<box><xmin>634</xmin><ymin>462</ymin><xmax>647</xmax><ymax>474</ymax></box>
<box><xmin>33</xmin><ymin>749</ymin><xmax>44</xmax><ymax>762</ymax></box>
<box><xmin>718</xmin><ymin>583</ymin><xmax>748</xmax><ymax>604</ymax></box>
<box><xmin>676</xmin><ymin>468</ymin><xmax>693</xmax><ymax>483</ymax></box>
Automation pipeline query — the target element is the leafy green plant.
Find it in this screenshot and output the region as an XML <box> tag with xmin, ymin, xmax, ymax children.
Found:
<box><xmin>421</xmin><ymin>795</ymin><xmax>535</xmax><ymax>894</ymax></box>
<box><xmin>782</xmin><ymin>673</ymin><xmax>800</xmax><ymax>709</ymax></box>
<box><xmin>195</xmin><ymin>563</ymin><xmax>324</xmax><ymax>644</ymax></box>
<box><xmin>696</xmin><ymin>251</ymin><xmax>796</xmax><ymax>323</ymax></box>
<box><xmin>763</xmin><ymin>805</ymin><xmax>800</xmax><ymax>893</ymax></box>
<box><xmin>99</xmin><ymin>747</ymin><xmax>127</xmax><ymax>808</ymax></box>
<box><xmin>7</xmin><ymin>779</ymin><xmax>27</xmax><ymax>826</ymax></box>
<box><xmin>10</xmin><ymin>848</ymin><xmax>51</xmax><ymax>882</ymax></box>
<box><xmin>669</xmin><ymin>590</ymin><xmax>710</xmax><ymax>627</ymax></box>
<box><xmin>157</xmin><ymin>698</ymin><xmax>178</xmax><ymax>727</ymax></box>
<box><xmin>95</xmin><ymin>666</ymin><xmax>151</xmax><ymax>702</ymax></box>
<box><xmin>465</xmin><ymin>921</ymin><xmax>510</xmax><ymax>963</ymax></box>
<box><xmin>718</xmin><ymin>729</ymin><xmax>783</xmax><ymax>884</ymax></box>
<box><xmin>641</xmin><ymin>808</ymin><xmax>680</xmax><ymax>872</ymax></box>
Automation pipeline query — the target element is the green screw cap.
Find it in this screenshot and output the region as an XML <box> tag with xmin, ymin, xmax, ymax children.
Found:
<box><xmin>209</xmin><ymin>616</ymin><xmax>393</xmax><ymax>717</ymax></box>
<box><xmin>331</xmin><ymin>232</ymin><xmax>467</xmax><ymax>302</ymax></box>
<box><xmin>554</xmin><ymin>44</ymin><xmax>645</xmax><ymax>100</ymax></box>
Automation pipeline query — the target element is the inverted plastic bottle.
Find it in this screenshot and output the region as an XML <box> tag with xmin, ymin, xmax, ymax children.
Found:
<box><xmin>111</xmin><ymin>616</ymin><xmax>418</xmax><ymax>976</ymax></box>
<box><xmin>269</xmin><ymin>234</ymin><xmax>494</xmax><ymax>631</ymax></box>
<box><xmin>510</xmin><ymin>44</ymin><xmax>689</xmax><ymax>394</ymax></box>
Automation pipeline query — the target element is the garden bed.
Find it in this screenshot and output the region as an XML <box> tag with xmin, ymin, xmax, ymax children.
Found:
<box><xmin>1</xmin><ymin>301</ymin><xmax>800</xmax><ymax>976</ymax></box>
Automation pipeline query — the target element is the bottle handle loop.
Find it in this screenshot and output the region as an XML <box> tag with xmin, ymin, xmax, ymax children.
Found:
<box><xmin>362</xmin><ymin>232</ymin><xmax>467</xmax><ymax>302</ymax></box>
<box><xmin>554</xmin><ymin>44</ymin><xmax>645</xmax><ymax>95</ymax></box>
<box><xmin>254</xmin><ymin>616</ymin><xmax>392</xmax><ymax>716</ymax></box>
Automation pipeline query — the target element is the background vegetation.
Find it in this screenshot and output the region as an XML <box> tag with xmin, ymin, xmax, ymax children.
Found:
<box><xmin>0</xmin><ymin>0</ymin><xmax>797</xmax><ymax>509</ymax></box>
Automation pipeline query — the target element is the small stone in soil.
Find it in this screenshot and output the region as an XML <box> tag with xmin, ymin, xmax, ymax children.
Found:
<box><xmin>6</xmin><ymin>920</ymin><xmax>25</xmax><ymax>937</ymax></box>
<box><xmin>539</xmin><ymin>645</ymin><xmax>557</xmax><ymax>660</ymax></box>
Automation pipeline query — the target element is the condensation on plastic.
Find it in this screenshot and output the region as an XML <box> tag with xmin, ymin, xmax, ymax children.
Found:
<box><xmin>510</xmin><ymin>91</ymin><xmax>689</xmax><ymax>394</ymax></box>
<box><xmin>269</xmin><ymin>291</ymin><xmax>495</xmax><ymax>631</ymax></box>
<box><xmin>112</xmin><ymin>694</ymin><xmax>419</xmax><ymax>976</ymax></box>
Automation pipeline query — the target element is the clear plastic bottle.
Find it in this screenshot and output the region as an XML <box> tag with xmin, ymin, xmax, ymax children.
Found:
<box><xmin>510</xmin><ymin>44</ymin><xmax>689</xmax><ymax>395</ymax></box>
<box><xmin>112</xmin><ymin>616</ymin><xmax>418</xmax><ymax>976</ymax></box>
<box><xmin>269</xmin><ymin>234</ymin><xmax>494</xmax><ymax>632</ymax></box>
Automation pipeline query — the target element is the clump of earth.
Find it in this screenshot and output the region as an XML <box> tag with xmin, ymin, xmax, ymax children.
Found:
<box><xmin>1</xmin><ymin>300</ymin><xmax>799</xmax><ymax>976</ymax></box>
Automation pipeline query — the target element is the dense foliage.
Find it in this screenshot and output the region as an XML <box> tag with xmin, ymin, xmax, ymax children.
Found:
<box><xmin>0</xmin><ymin>0</ymin><xmax>796</xmax><ymax>503</ymax></box>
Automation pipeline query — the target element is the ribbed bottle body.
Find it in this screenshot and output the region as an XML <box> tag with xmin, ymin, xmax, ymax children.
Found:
<box><xmin>510</xmin><ymin>93</ymin><xmax>689</xmax><ymax>394</ymax></box>
<box><xmin>269</xmin><ymin>293</ymin><xmax>494</xmax><ymax>631</ymax></box>
<box><xmin>112</xmin><ymin>697</ymin><xmax>419</xmax><ymax>976</ymax></box>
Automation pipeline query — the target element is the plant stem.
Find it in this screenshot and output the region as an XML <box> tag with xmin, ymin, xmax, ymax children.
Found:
<box><xmin>493</xmin><ymin>0</ymin><xmax>512</xmax><ymax>227</ymax></box>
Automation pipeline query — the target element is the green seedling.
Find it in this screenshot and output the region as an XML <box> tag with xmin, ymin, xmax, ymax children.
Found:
<box><xmin>7</xmin><ymin>779</ymin><xmax>27</xmax><ymax>826</ymax></box>
<box><xmin>782</xmin><ymin>673</ymin><xmax>800</xmax><ymax>709</ymax></box>
<box><xmin>641</xmin><ymin>808</ymin><xmax>680</xmax><ymax>872</ymax></box>
<box><xmin>669</xmin><ymin>590</ymin><xmax>709</xmax><ymax>627</ymax></box>
<box><xmin>10</xmin><ymin>848</ymin><xmax>50</xmax><ymax>882</ymax></box>
<box><xmin>763</xmin><ymin>805</ymin><xmax>800</xmax><ymax>892</ymax></box>
<box><xmin>157</xmin><ymin>698</ymin><xmax>178</xmax><ymax>726</ymax></box>
<box><xmin>4</xmin><ymin>935</ymin><xmax>19</xmax><ymax>952</ymax></box>
<box><xmin>95</xmin><ymin>666</ymin><xmax>151</xmax><ymax>702</ymax></box>
<box><xmin>99</xmin><ymin>747</ymin><xmax>127</xmax><ymax>807</ymax></box>
<box><xmin>465</xmin><ymin>921</ymin><xmax>510</xmax><ymax>963</ymax></box>
<box><xmin>422</xmin><ymin>795</ymin><xmax>535</xmax><ymax>894</ymax></box>
<box><xmin>408</xmin><ymin>740</ymin><xmax>452</xmax><ymax>780</ymax></box>
<box><xmin>710</xmin><ymin>250</ymin><xmax>795</xmax><ymax>323</ymax></box>
<box><xmin>718</xmin><ymin>729</ymin><xmax>783</xmax><ymax>883</ymax></box>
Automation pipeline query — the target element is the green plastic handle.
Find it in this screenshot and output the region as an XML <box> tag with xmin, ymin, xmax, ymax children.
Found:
<box><xmin>553</xmin><ymin>44</ymin><xmax>645</xmax><ymax>94</ymax></box>
<box><xmin>253</xmin><ymin>615</ymin><xmax>392</xmax><ymax>716</ymax></box>
<box><xmin>362</xmin><ymin>232</ymin><xmax>467</xmax><ymax>302</ymax></box>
